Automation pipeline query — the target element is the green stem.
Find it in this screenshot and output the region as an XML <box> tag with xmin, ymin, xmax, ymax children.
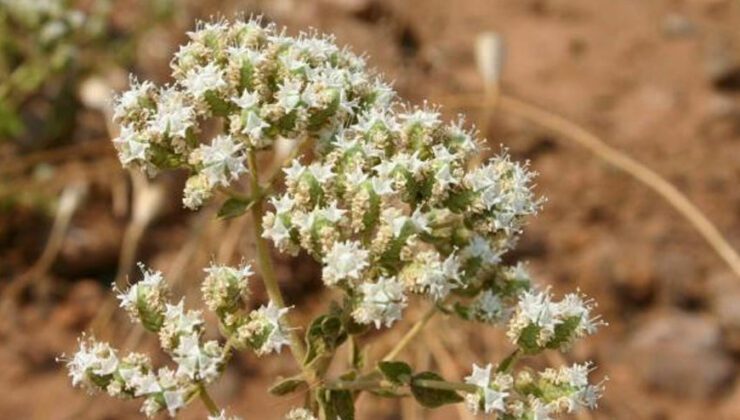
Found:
<box><xmin>497</xmin><ymin>348</ymin><xmax>522</xmax><ymax>373</ymax></box>
<box><xmin>246</xmin><ymin>149</ymin><xmax>310</xmax><ymax>374</ymax></box>
<box><xmin>197</xmin><ymin>383</ymin><xmax>220</xmax><ymax>416</ymax></box>
<box><xmin>411</xmin><ymin>378</ymin><xmax>478</xmax><ymax>393</ymax></box>
<box><xmin>326</xmin><ymin>377</ymin><xmax>477</xmax><ymax>394</ymax></box>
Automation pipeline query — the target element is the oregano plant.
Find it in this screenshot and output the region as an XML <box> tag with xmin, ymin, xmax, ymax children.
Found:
<box><xmin>62</xmin><ymin>17</ymin><xmax>605</xmax><ymax>419</ymax></box>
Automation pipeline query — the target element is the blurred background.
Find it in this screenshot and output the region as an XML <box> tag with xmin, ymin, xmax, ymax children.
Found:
<box><xmin>1</xmin><ymin>0</ymin><xmax>740</xmax><ymax>418</ymax></box>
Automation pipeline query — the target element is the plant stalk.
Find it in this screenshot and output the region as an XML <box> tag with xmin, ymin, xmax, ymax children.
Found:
<box><xmin>383</xmin><ymin>305</ymin><xmax>438</xmax><ymax>361</ymax></box>
<box><xmin>197</xmin><ymin>383</ymin><xmax>220</xmax><ymax>416</ymax></box>
<box><xmin>246</xmin><ymin>149</ymin><xmax>311</xmax><ymax>376</ymax></box>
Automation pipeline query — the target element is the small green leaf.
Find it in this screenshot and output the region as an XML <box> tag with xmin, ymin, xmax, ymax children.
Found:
<box><xmin>204</xmin><ymin>91</ymin><xmax>232</xmax><ymax>116</ymax></box>
<box><xmin>268</xmin><ymin>376</ymin><xmax>307</xmax><ymax>396</ymax></box>
<box><xmin>304</xmin><ymin>315</ymin><xmax>328</xmax><ymax>366</ymax></box>
<box><xmin>378</xmin><ymin>361</ymin><xmax>413</xmax><ymax>386</ymax></box>
<box><xmin>517</xmin><ymin>324</ymin><xmax>542</xmax><ymax>354</ymax></box>
<box><xmin>318</xmin><ymin>388</ymin><xmax>354</xmax><ymax>420</ymax></box>
<box><xmin>218</xmin><ymin>197</ymin><xmax>254</xmax><ymax>219</ymax></box>
<box><xmin>410</xmin><ymin>372</ymin><xmax>464</xmax><ymax>408</ymax></box>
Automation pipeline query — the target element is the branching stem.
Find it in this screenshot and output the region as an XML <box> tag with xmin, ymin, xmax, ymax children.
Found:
<box><xmin>197</xmin><ymin>383</ymin><xmax>220</xmax><ymax>416</ymax></box>
<box><xmin>246</xmin><ymin>149</ymin><xmax>312</xmax><ymax>378</ymax></box>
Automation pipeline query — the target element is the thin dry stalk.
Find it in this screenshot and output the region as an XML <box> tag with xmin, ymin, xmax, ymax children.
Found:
<box><xmin>424</xmin><ymin>325</ymin><xmax>475</xmax><ymax>420</ymax></box>
<box><xmin>0</xmin><ymin>182</ymin><xmax>87</xmax><ymax>327</ymax></box>
<box><xmin>442</xmin><ymin>92</ymin><xmax>740</xmax><ymax>282</ymax></box>
<box><xmin>89</xmin><ymin>172</ymin><xmax>164</xmax><ymax>336</ymax></box>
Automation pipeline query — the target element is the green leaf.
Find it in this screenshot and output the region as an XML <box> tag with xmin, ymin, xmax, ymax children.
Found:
<box><xmin>517</xmin><ymin>324</ymin><xmax>542</xmax><ymax>354</ymax></box>
<box><xmin>546</xmin><ymin>316</ymin><xmax>581</xmax><ymax>349</ymax></box>
<box><xmin>304</xmin><ymin>314</ymin><xmax>346</xmax><ymax>366</ymax></box>
<box><xmin>378</xmin><ymin>361</ymin><xmax>413</xmax><ymax>386</ymax></box>
<box><xmin>318</xmin><ymin>388</ymin><xmax>355</xmax><ymax>420</ymax></box>
<box><xmin>410</xmin><ymin>372</ymin><xmax>464</xmax><ymax>409</ymax></box>
<box><xmin>204</xmin><ymin>90</ymin><xmax>232</xmax><ymax>116</ymax></box>
<box><xmin>217</xmin><ymin>196</ymin><xmax>254</xmax><ymax>219</ymax></box>
<box><xmin>268</xmin><ymin>376</ymin><xmax>307</xmax><ymax>396</ymax></box>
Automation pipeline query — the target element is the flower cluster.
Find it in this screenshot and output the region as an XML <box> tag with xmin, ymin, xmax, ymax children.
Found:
<box><xmin>66</xmin><ymin>262</ymin><xmax>290</xmax><ymax>417</ymax></box>
<box><xmin>464</xmin><ymin>362</ymin><xmax>604</xmax><ymax>419</ymax></box>
<box><xmin>64</xmin><ymin>336</ymin><xmax>197</xmax><ymax>417</ymax></box>
<box><xmin>507</xmin><ymin>288</ymin><xmax>603</xmax><ymax>353</ymax></box>
<box><xmin>112</xmin><ymin>17</ymin><xmax>394</xmax><ymax>209</ymax></box>
<box><xmin>262</xmin><ymin>104</ymin><xmax>541</xmax><ymax>330</ymax></box>
<box><xmin>208</xmin><ymin>410</ymin><xmax>243</xmax><ymax>420</ymax></box>
<box><xmin>67</xmin><ymin>17</ymin><xmax>605</xmax><ymax>420</ymax></box>
<box><xmin>285</xmin><ymin>407</ymin><xmax>318</xmax><ymax>420</ymax></box>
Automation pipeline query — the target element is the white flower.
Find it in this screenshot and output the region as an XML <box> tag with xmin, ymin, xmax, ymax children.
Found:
<box><xmin>352</xmin><ymin>276</ymin><xmax>407</xmax><ymax>328</ymax></box>
<box><xmin>66</xmin><ymin>338</ymin><xmax>119</xmax><ymax>388</ymax></box>
<box><xmin>201</xmin><ymin>261</ymin><xmax>253</xmax><ymax>314</ymax></box>
<box><xmin>130</xmin><ymin>371</ymin><xmax>161</xmax><ymax>397</ymax></box>
<box><xmin>370</xmin><ymin>176</ymin><xmax>394</xmax><ymax>196</ymax></box>
<box><xmin>113</xmin><ymin>78</ymin><xmax>153</xmax><ymax>120</ymax></box>
<box><xmin>116</xmin><ymin>264</ymin><xmax>165</xmax><ymax>313</ymax></box>
<box><xmin>172</xmin><ymin>333</ymin><xmax>224</xmax><ymax>383</ymax></box>
<box><xmin>276</xmin><ymin>79</ymin><xmax>303</xmax><ymax>111</ymax></box>
<box><xmin>285</xmin><ymin>407</ymin><xmax>317</xmax><ymax>420</ymax></box>
<box><xmin>209</xmin><ymin>410</ymin><xmax>244</xmax><ymax>420</ymax></box>
<box><xmin>232</xmin><ymin>90</ymin><xmax>260</xmax><ymax>109</ymax></box>
<box><xmin>507</xmin><ymin>289</ymin><xmax>602</xmax><ymax>349</ymax></box>
<box><xmin>163</xmin><ymin>389</ymin><xmax>186</xmax><ymax>416</ymax></box>
<box><xmin>307</xmin><ymin>162</ymin><xmax>334</xmax><ymax>183</ymax></box>
<box><xmin>159</xmin><ymin>300</ymin><xmax>204</xmax><ymax>351</ymax></box>
<box><xmin>182</xmin><ymin>63</ymin><xmax>227</xmax><ymax>98</ymax></box>
<box><xmin>239</xmin><ymin>301</ymin><xmax>292</xmax><ymax>356</ymax></box>
<box><xmin>322</xmin><ymin>240</ymin><xmax>369</xmax><ymax>286</ymax></box>
<box><xmin>242</xmin><ymin>110</ymin><xmax>269</xmax><ymax>139</ymax></box>
<box><xmin>263</xmin><ymin>214</ymin><xmax>292</xmax><ymax>246</ymax></box>
<box><xmin>318</xmin><ymin>201</ymin><xmax>346</xmax><ymax>223</ymax></box>
<box><xmin>197</xmin><ymin>134</ymin><xmax>247</xmax><ymax>187</ymax></box>
<box><xmin>463</xmin><ymin>235</ymin><xmax>501</xmax><ymax>266</ymax></box>
<box><xmin>149</xmin><ymin>88</ymin><xmax>194</xmax><ymax>138</ymax></box>
<box><xmin>471</xmin><ymin>290</ymin><xmax>505</xmax><ymax>323</ymax></box>
<box><xmin>409</xmin><ymin>251</ymin><xmax>459</xmax><ymax>300</ymax></box>
<box><xmin>113</xmin><ymin>125</ymin><xmax>150</xmax><ymax>165</ymax></box>
<box><xmin>283</xmin><ymin>159</ymin><xmax>305</xmax><ymax>183</ymax></box>
<box><xmin>464</xmin><ymin>363</ymin><xmax>508</xmax><ymax>414</ymax></box>
<box><xmin>183</xmin><ymin>173</ymin><xmax>212</xmax><ymax>209</ymax></box>
<box><xmin>271</xmin><ymin>195</ymin><xmax>295</xmax><ymax>214</ymax></box>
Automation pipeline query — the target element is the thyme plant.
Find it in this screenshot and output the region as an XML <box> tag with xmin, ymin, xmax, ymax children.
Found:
<box><xmin>64</xmin><ymin>17</ymin><xmax>605</xmax><ymax>419</ymax></box>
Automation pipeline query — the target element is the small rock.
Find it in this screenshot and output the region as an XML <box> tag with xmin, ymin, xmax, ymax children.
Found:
<box><xmin>628</xmin><ymin>311</ymin><xmax>735</xmax><ymax>398</ymax></box>
<box><xmin>704</xmin><ymin>35</ymin><xmax>740</xmax><ymax>91</ymax></box>
<box><xmin>709</xmin><ymin>271</ymin><xmax>740</xmax><ymax>352</ymax></box>
<box><xmin>652</xmin><ymin>251</ymin><xmax>704</xmax><ymax>307</ymax></box>
<box><xmin>662</xmin><ymin>14</ymin><xmax>696</xmax><ymax>39</ymax></box>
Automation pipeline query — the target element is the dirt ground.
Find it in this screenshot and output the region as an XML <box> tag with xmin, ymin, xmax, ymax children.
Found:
<box><xmin>2</xmin><ymin>0</ymin><xmax>740</xmax><ymax>419</ymax></box>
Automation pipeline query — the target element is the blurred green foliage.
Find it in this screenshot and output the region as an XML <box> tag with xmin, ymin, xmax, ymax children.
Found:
<box><xmin>0</xmin><ymin>0</ymin><xmax>175</xmax><ymax>147</ymax></box>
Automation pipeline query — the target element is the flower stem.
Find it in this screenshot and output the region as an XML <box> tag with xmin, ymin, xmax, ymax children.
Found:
<box><xmin>411</xmin><ymin>378</ymin><xmax>479</xmax><ymax>393</ymax></box>
<box><xmin>497</xmin><ymin>348</ymin><xmax>522</xmax><ymax>373</ymax></box>
<box><xmin>246</xmin><ymin>149</ymin><xmax>309</xmax><ymax>371</ymax></box>
<box><xmin>382</xmin><ymin>305</ymin><xmax>437</xmax><ymax>361</ymax></box>
<box><xmin>326</xmin><ymin>377</ymin><xmax>477</xmax><ymax>393</ymax></box>
<box><xmin>197</xmin><ymin>383</ymin><xmax>220</xmax><ymax>416</ymax></box>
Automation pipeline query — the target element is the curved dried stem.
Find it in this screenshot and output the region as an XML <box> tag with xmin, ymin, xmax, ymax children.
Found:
<box><xmin>382</xmin><ymin>305</ymin><xmax>438</xmax><ymax>362</ymax></box>
<box><xmin>442</xmin><ymin>92</ymin><xmax>740</xmax><ymax>282</ymax></box>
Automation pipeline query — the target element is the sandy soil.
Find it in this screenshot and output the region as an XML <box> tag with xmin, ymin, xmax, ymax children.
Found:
<box><xmin>2</xmin><ymin>0</ymin><xmax>740</xmax><ymax>419</ymax></box>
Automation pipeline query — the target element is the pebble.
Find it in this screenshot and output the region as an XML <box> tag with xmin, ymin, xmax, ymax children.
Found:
<box><xmin>628</xmin><ymin>311</ymin><xmax>735</xmax><ymax>398</ymax></box>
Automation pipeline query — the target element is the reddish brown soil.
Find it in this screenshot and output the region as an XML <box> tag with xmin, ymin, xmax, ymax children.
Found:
<box><xmin>2</xmin><ymin>0</ymin><xmax>740</xmax><ymax>419</ymax></box>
